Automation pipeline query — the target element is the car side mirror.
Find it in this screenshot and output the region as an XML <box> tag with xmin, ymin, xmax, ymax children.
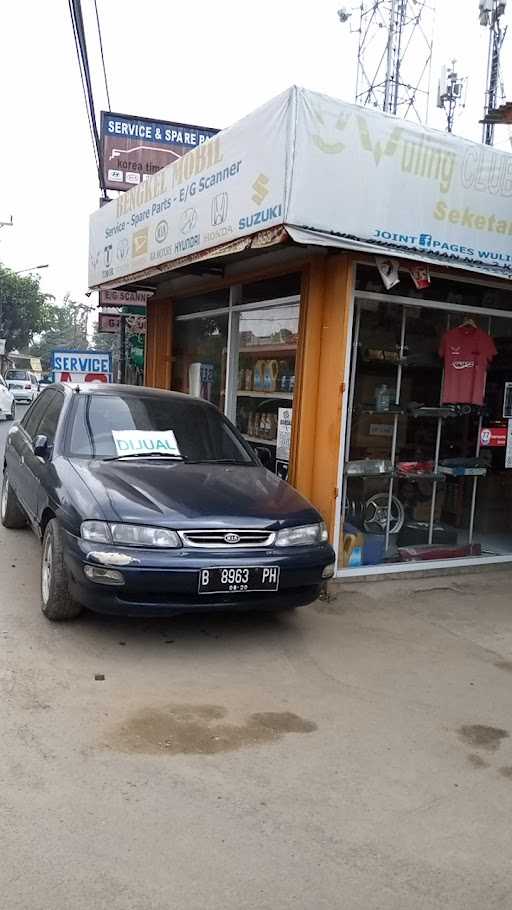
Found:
<box><xmin>33</xmin><ymin>434</ymin><xmax>50</xmax><ymax>459</ymax></box>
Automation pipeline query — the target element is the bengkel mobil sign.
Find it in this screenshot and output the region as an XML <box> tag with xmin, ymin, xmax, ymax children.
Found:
<box><xmin>89</xmin><ymin>87</ymin><xmax>512</xmax><ymax>291</ymax></box>
<box><xmin>51</xmin><ymin>351</ymin><xmax>113</xmax><ymax>384</ymax></box>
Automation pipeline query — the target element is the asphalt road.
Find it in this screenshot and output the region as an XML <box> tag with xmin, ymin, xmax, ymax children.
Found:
<box><xmin>1</xmin><ymin>406</ymin><xmax>512</xmax><ymax>910</ymax></box>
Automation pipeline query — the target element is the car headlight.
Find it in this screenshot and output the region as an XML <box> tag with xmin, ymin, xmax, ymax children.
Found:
<box><xmin>275</xmin><ymin>521</ymin><xmax>328</xmax><ymax>548</ymax></box>
<box><xmin>81</xmin><ymin>521</ymin><xmax>180</xmax><ymax>548</ymax></box>
<box><xmin>111</xmin><ymin>524</ymin><xmax>180</xmax><ymax>548</ymax></box>
<box><xmin>81</xmin><ymin>520</ymin><xmax>111</xmax><ymax>543</ymax></box>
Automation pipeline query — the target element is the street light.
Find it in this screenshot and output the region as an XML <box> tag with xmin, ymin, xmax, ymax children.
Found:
<box><xmin>14</xmin><ymin>264</ymin><xmax>49</xmax><ymax>275</ymax></box>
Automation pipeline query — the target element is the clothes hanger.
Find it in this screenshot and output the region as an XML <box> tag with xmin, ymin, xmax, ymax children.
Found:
<box><xmin>461</xmin><ymin>315</ymin><xmax>477</xmax><ymax>328</ymax></box>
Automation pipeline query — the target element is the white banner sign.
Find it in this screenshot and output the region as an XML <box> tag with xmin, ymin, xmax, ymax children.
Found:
<box><xmin>289</xmin><ymin>89</ymin><xmax>512</xmax><ymax>272</ymax></box>
<box><xmin>89</xmin><ymin>91</ymin><xmax>291</xmax><ymax>288</ymax></box>
<box><xmin>89</xmin><ymin>87</ymin><xmax>512</xmax><ymax>289</ymax></box>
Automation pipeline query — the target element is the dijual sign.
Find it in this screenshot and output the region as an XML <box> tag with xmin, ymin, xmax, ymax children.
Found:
<box><xmin>112</xmin><ymin>430</ymin><xmax>180</xmax><ymax>457</ymax></box>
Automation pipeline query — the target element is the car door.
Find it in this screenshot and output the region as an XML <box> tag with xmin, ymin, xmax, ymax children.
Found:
<box><xmin>6</xmin><ymin>393</ymin><xmax>50</xmax><ymax>514</ymax></box>
<box><xmin>20</xmin><ymin>389</ymin><xmax>65</xmax><ymax>521</ymax></box>
<box><xmin>0</xmin><ymin>374</ymin><xmax>11</xmax><ymax>416</ymax></box>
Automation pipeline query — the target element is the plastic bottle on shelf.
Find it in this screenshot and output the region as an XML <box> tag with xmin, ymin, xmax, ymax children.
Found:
<box><xmin>375</xmin><ymin>384</ymin><xmax>391</xmax><ymax>412</ymax></box>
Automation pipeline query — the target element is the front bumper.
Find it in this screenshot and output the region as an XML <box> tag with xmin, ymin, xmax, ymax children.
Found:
<box><xmin>63</xmin><ymin>529</ymin><xmax>335</xmax><ymax>616</ymax></box>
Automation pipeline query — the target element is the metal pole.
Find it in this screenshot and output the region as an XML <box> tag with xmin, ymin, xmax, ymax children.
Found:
<box><xmin>119</xmin><ymin>314</ymin><xmax>126</xmax><ymax>384</ymax></box>
<box><xmin>384</xmin><ymin>306</ymin><xmax>407</xmax><ymax>551</ymax></box>
<box><xmin>340</xmin><ymin>304</ymin><xmax>361</xmax><ymax>538</ymax></box>
<box><xmin>427</xmin><ymin>416</ymin><xmax>443</xmax><ymax>545</ymax></box>
<box><xmin>384</xmin><ymin>0</ymin><xmax>398</xmax><ymax>112</ymax></box>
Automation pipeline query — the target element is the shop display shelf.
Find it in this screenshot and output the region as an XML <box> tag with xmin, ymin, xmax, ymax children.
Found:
<box><xmin>239</xmin><ymin>343</ymin><xmax>297</xmax><ymax>355</ymax></box>
<box><xmin>237</xmin><ymin>390</ymin><xmax>294</xmax><ymax>400</ymax></box>
<box><xmin>243</xmin><ymin>434</ymin><xmax>277</xmax><ymax>446</ymax></box>
<box><xmin>344</xmin><ymin>470</ymin><xmax>396</xmax><ymax>479</ymax></box>
<box><xmin>360</xmin><ymin>407</ymin><xmax>405</xmax><ymax>416</ymax></box>
<box><xmin>397</xmin><ymin>472</ymin><xmax>446</xmax><ymax>482</ymax></box>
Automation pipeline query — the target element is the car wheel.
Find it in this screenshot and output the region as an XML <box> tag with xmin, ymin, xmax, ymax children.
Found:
<box><xmin>5</xmin><ymin>402</ymin><xmax>15</xmax><ymax>421</ymax></box>
<box><xmin>41</xmin><ymin>519</ymin><xmax>83</xmax><ymax>621</ymax></box>
<box><xmin>1</xmin><ymin>473</ymin><xmax>27</xmax><ymax>528</ymax></box>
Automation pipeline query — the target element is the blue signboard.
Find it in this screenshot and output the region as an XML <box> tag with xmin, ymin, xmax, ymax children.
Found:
<box><xmin>101</xmin><ymin>111</ymin><xmax>218</xmax><ymax>192</ymax></box>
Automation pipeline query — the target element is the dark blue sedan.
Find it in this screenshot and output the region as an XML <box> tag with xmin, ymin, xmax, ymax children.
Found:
<box><xmin>1</xmin><ymin>383</ymin><xmax>335</xmax><ymax>620</ymax></box>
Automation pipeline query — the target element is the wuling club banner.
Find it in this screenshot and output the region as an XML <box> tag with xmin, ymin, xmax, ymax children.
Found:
<box><xmin>90</xmin><ymin>88</ymin><xmax>512</xmax><ymax>291</ymax></box>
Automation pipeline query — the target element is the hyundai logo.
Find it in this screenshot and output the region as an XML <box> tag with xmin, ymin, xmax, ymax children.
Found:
<box><xmin>224</xmin><ymin>532</ymin><xmax>241</xmax><ymax>544</ymax></box>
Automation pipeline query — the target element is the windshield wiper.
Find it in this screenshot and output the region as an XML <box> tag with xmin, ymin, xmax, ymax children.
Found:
<box><xmin>185</xmin><ymin>459</ymin><xmax>250</xmax><ymax>465</ymax></box>
<box><xmin>102</xmin><ymin>453</ymin><xmax>184</xmax><ymax>462</ymax></box>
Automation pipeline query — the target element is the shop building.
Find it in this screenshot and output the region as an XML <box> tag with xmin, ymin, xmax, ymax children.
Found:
<box><xmin>89</xmin><ymin>87</ymin><xmax>512</xmax><ymax>578</ymax></box>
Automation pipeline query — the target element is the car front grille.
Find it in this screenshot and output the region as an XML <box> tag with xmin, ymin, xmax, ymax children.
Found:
<box><xmin>179</xmin><ymin>529</ymin><xmax>275</xmax><ymax>549</ymax></box>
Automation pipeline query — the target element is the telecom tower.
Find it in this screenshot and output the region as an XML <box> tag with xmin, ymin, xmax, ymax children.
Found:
<box><xmin>340</xmin><ymin>1</ymin><xmax>435</xmax><ymax>124</ymax></box>
<box><xmin>479</xmin><ymin>1</ymin><xmax>507</xmax><ymax>145</ymax></box>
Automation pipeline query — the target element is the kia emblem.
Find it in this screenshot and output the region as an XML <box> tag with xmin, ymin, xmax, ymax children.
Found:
<box><xmin>224</xmin><ymin>532</ymin><xmax>241</xmax><ymax>544</ymax></box>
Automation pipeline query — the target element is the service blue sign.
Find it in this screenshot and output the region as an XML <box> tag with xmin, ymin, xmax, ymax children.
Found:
<box><xmin>51</xmin><ymin>350</ymin><xmax>113</xmax><ymax>383</ymax></box>
<box><xmin>101</xmin><ymin>111</ymin><xmax>218</xmax><ymax>192</ymax></box>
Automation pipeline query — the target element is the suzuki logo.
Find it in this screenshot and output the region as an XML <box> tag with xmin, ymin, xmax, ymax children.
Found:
<box><xmin>211</xmin><ymin>192</ymin><xmax>229</xmax><ymax>226</ymax></box>
<box><xmin>252</xmin><ymin>174</ymin><xmax>269</xmax><ymax>205</ymax></box>
<box><xmin>224</xmin><ymin>532</ymin><xmax>241</xmax><ymax>545</ymax></box>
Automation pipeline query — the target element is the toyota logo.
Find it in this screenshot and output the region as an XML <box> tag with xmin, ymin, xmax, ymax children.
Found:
<box><xmin>224</xmin><ymin>532</ymin><xmax>241</xmax><ymax>544</ymax></box>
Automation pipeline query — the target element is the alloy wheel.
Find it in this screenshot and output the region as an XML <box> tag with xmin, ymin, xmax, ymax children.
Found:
<box><xmin>42</xmin><ymin>534</ymin><xmax>53</xmax><ymax>605</ymax></box>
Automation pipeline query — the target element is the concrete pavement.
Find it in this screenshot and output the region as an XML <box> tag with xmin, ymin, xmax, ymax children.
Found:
<box><xmin>1</xmin><ymin>408</ymin><xmax>512</xmax><ymax>909</ymax></box>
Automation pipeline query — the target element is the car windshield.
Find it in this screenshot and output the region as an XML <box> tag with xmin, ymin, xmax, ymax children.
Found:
<box><xmin>6</xmin><ymin>371</ymin><xmax>28</xmax><ymax>380</ymax></box>
<box><xmin>68</xmin><ymin>392</ymin><xmax>255</xmax><ymax>464</ymax></box>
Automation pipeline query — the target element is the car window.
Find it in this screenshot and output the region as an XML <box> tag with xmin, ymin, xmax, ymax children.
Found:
<box><xmin>36</xmin><ymin>392</ymin><xmax>64</xmax><ymax>444</ymax></box>
<box><xmin>5</xmin><ymin>370</ymin><xmax>27</xmax><ymax>381</ymax></box>
<box><xmin>21</xmin><ymin>392</ymin><xmax>57</xmax><ymax>439</ymax></box>
<box><xmin>68</xmin><ymin>393</ymin><xmax>255</xmax><ymax>463</ymax></box>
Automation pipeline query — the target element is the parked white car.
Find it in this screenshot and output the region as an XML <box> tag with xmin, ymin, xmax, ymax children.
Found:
<box><xmin>0</xmin><ymin>374</ymin><xmax>15</xmax><ymax>420</ymax></box>
<box><xmin>4</xmin><ymin>369</ymin><xmax>39</xmax><ymax>403</ymax></box>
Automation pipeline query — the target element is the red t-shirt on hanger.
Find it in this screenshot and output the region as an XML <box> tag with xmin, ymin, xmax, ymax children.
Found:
<box><xmin>439</xmin><ymin>324</ymin><xmax>496</xmax><ymax>405</ymax></box>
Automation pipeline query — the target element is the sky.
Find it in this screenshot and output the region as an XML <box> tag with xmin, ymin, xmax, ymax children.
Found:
<box><xmin>0</xmin><ymin>0</ymin><xmax>510</xmax><ymax>308</ymax></box>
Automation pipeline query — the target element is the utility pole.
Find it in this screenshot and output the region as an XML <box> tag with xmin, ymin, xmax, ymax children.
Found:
<box><xmin>479</xmin><ymin>0</ymin><xmax>508</xmax><ymax>145</ymax></box>
<box><xmin>437</xmin><ymin>61</ymin><xmax>466</xmax><ymax>133</ymax></box>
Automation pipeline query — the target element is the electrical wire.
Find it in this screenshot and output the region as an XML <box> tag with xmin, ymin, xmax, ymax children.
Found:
<box><xmin>93</xmin><ymin>0</ymin><xmax>111</xmax><ymax>111</ymax></box>
<box><xmin>68</xmin><ymin>0</ymin><xmax>108</xmax><ymax>197</ymax></box>
<box><xmin>68</xmin><ymin>0</ymin><xmax>99</xmax><ymax>173</ymax></box>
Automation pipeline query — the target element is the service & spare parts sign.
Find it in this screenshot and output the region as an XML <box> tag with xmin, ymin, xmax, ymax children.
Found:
<box><xmin>101</xmin><ymin>112</ymin><xmax>218</xmax><ymax>193</ymax></box>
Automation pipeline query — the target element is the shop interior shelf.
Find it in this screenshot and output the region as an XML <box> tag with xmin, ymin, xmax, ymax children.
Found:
<box><xmin>239</xmin><ymin>343</ymin><xmax>297</xmax><ymax>355</ymax></box>
<box><xmin>344</xmin><ymin>470</ymin><xmax>396</xmax><ymax>479</ymax></box>
<box><xmin>397</xmin><ymin>472</ymin><xmax>446</xmax><ymax>482</ymax></box>
<box><xmin>243</xmin><ymin>434</ymin><xmax>277</xmax><ymax>446</ymax></box>
<box><xmin>360</xmin><ymin>407</ymin><xmax>405</xmax><ymax>416</ymax></box>
<box><xmin>237</xmin><ymin>390</ymin><xmax>294</xmax><ymax>400</ymax></box>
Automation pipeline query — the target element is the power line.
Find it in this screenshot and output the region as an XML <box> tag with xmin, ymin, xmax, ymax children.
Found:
<box><xmin>68</xmin><ymin>0</ymin><xmax>99</xmax><ymax>173</ymax></box>
<box><xmin>93</xmin><ymin>0</ymin><xmax>111</xmax><ymax>111</ymax></box>
<box><xmin>68</xmin><ymin>0</ymin><xmax>108</xmax><ymax>198</ymax></box>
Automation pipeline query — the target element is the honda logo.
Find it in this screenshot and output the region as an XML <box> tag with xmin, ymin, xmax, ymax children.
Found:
<box><xmin>211</xmin><ymin>192</ymin><xmax>228</xmax><ymax>226</ymax></box>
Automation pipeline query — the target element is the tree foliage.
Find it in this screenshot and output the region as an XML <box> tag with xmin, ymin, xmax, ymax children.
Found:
<box><xmin>29</xmin><ymin>295</ymin><xmax>91</xmax><ymax>369</ymax></box>
<box><xmin>0</xmin><ymin>265</ymin><xmax>54</xmax><ymax>352</ymax></box>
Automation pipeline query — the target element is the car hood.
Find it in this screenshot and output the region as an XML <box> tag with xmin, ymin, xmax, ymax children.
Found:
<box><xmin>68</xmin><ymin>459</ymin><xmax>320</xmax><ymax>529</ymax></box>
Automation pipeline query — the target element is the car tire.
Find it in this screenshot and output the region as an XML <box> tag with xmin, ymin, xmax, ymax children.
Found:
<box><xmin>1</xmin><ymin>473</ymin><xmax>27</xmax><ymax>528</ymax></box>
<box><xmin>41</xmin><ymin>519</ymin><xmax>83</xmax><ymax>621</ymax></box>
<box><xmin>5</xmin><ymin>402</ymin><xmax>15</xmax><ymax>421</ymax></box>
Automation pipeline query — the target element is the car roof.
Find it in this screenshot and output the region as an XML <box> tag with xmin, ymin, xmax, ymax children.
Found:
<box><xmin>56</xmin><ymin>382</ymin><xmax>216</xmax><ymax>409</ymax></box>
